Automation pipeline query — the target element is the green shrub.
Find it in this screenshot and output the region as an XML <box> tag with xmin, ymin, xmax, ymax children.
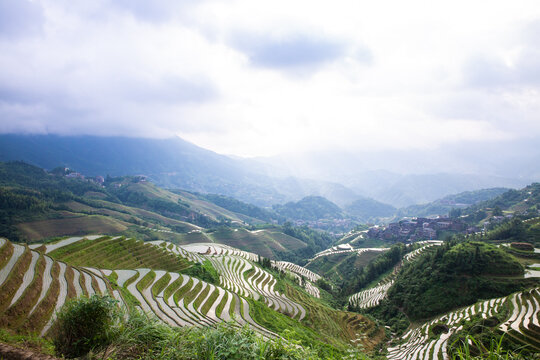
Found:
<box><xmin>182</xmin><ymin>260</ymin><xmax>219</xmax><ymax>284</ymax></box>
<box><xmin>450</xmin><ymin>334</ymin><xmax>529</xmax><ymax>360</ymax></box>
<box><xmin>153</xmin><ymin>324</ymin><xmax>323</xmax><ymax>360</ymax></box>
<box><xmin>52</xmin><ymin>295</ymin><xmax>119</xmax><ymax>358</ymax></box>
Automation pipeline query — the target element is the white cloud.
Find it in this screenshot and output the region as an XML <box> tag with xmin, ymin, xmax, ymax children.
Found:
<box><xmin>0</xmin><ymin>0</ymin><xmax>539</xmax><ymax>157</ymax></box>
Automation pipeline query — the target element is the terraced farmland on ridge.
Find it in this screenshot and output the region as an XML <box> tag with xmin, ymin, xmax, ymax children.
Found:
<box><xmin>386</xmin><ymin>288</ymin><xmax>540</xmax><ymax>359</ymax></box>
<box><xmin>349</xmin><ymin>241</ymin><xmax>442</xmax><ymax>309</ymax></box>
<box><xmin>0</xmin><ymin>236</ymin><xmax>328</xmax><ymax>341</ymax></box>
<box><xmin>41</xmin><ymin>236</ymin><xmax>191</xmax><ymax>272</ymax></box>
<box><xmin>115</xmin><ymin>268</ymin><xmax>277</xmax><ymax>338</ymax></box>
<box><xmin>4</xmin><ymin>232</ymin><xmax>538</xmax><ymax>358</ymax></box>
<box><xmin>346</xmin><ymin>239</ymin><xmax>540</xmax><ymax>359</ymax></box>
<box><xmin>307</xmin><ymin>245</ymin><xmax>389</xmax><ymax>266</ymax></box>
<box><xmin>152</xmin><ymin>241</ymin><xmax>322</xmax><ymax>300</ymax></box>
<box><xmin>0</xmin><ymin>238</ymin><xmax>123</xmax><ymax>337</ymax></box>
<box><xmin>349</xmin><ymin>280</ymin><xmax>394</xmax><ymax>310</ymax></box>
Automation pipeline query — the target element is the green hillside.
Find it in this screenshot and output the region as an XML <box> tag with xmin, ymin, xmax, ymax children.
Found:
<box><xmin>206</xmin><ymin>227</ymin><xmax>307</xmax><ymax>259</ymax></box>
<box><xmin>396</xmin><ymin>187</ymin><xmax>509</xmax><ymax>218</ymax></box>
<box><xmin>306</xmin><ymin>250</ymin><xmax>386</xmax><ymax>284</ymax></box>
<box><xmin>273</xmin><ymin>196</ymin><xmax>346</xmax><ymax>221</ymax></box>
<box><xmin>0</xmin><ymin>162</ymin><xmax>313</xmax><ymax>256</ymax></box>
<box><xmin>457</xmin><ymin>183</ymin><xmax>540</xmax><ymax>222</ymax></box>
<box><xmin>196</xmin><ymin>192</ymin><xmax>282</xmax><ymax>223</ymax></box>
<box><xmin>107</xmin><ymin>178</ymin><xmax>266</xmax><ymax>226</ymax></box>
<box><xmin>1</xmin><ymin>161</ymin><xmax>540</xmax><ymax>359</ymax></box>
<box><xmin>378</xmin><ymin>241</ymin><xmax>536</xmax><ymax>321</ymax></box>
<box><xmin>344</xmin><ymin>198</ymin><xmax>396</xmax><ymax>222</ymax></box>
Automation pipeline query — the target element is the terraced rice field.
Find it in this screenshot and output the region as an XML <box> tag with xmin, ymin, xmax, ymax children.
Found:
<box><xmin>115</xmin><ymin>268</ymin><xmax>277</xmax><ymax>338</ymax></box>
<box><xmin>45</xmin><ymin>236</ymin><xmax>191</xmax><ymax>272</ymax></box>
<box><xmin>272</xmin><ymin>260</ymin><xmax>321</xmax><ymax>298</ymax></box>
<box><xmin>0</xmin><ymin>238</ymin><xmax>283</xmax><ymax>339</ymax></box>
<box><xmin>403</xmin><ymin>241</ymin><xmax>443</xmax><ymax>262</ymax></box>
<box><xmin>499</xmin><ymin>288</ymin><xmax>540</xmax><ymax>350</ymax></box>
<box><xmin>272</xmin><ymin>261</ymin><xmax>321</xmax><ymax>283</ymax></box>
<box><xmin>307</xmin><ymin>246</ymin><xmax>389</xmax><ymax>265</ymax></box>
<box><xmin>349</xmin><ymin>280</ymin><xmax>394</xmax><ymax>309</ymax></box>
<box><xmin>0</xmin><ymin>239</ymin><xmax>121</xmax><ymax>336</ymax></box>
<box><xmin>152</xmin><ymin>241</ymin><xmax>320</xmax><ymax>303</ymax></box>
<box><xmin>1</xmin><ymin>233</ymin><xmax>538</xmax><ymax>357</ymax></box>
<box><xmin>179</xmin><ymin>243</ymin><xmax>259</xmax><ymax>262</ymax></box>
<box><xmin>386</xmin><ymin>288</ymin><xmax>540</xmax><ymax>359</ymax></box>
<box><xmin>148</xmin><ymin>240</ymin><xmax>206</xmax><ymax>263</ymax></box>
<box><xmin>151</xmin><ymin>241</ymin><xmax>308</xmax><ymax>319</ymax></box>
<box><xmin>1</xmin><ymin>237</ymin><xmax>317</xmax><ymax>340</ymax></box>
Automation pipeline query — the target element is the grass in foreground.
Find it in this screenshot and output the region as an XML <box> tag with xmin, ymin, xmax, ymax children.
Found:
<box><xmin>51</xmin><ymin>295</ymin><xmax>372</xmax><ymax>360</ymax></box>
<box><xmin>0</xmin><ymin>295</ymin><xmax>534</xmax><ymax>360</ymax></box>
<box><xmin>450</xmin><ymin>334</ymin><xmax>535</xmax><ymax>360</ymax></box>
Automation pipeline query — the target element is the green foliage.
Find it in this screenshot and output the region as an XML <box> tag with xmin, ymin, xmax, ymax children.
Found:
<box><xmin>316</xmin><ymin>278</ymin><xmax>333</xmax><ymax>293</ymax></box>
<box><xmin>0</xmin><ymin>328</ymin><xmax>55</xmax><ymax>356</ymax></box>
<box><xmin>0</xmin><ymin>187</ymin><xmax>48</xmax><ymax>212</ymax></box>
<box><xmin>0</xmin><ymin>161</ymin><xmax>120</xmax><ymax>241</ymax></box>
<box><xmin>445</xmin><ymin>305</ymin><xmax>537</xmax><ymax>359</ymax></box>
<box><xmin>246</xmin><ymin>298</ymin><xmax>362</xmax><ymax>359</ymax></box>
<box><xmin>201</xmin><ymin>193</ymin><xmax>281</xmax><ymax>223</ymax></box>
<box><xmin>257</xmin><ymin>255</ymin><xmax>273</xmax><ymax>269</ymax></box>
<box><xmin>484</xmin><ymin>218</ymin><xmax>539</xmax><ymax>246</ymax></box>
<box><xmin>342</xmin><ymin>244</ymin><xmax>405</xmax><ymax>296</ymax></box>
<box><xmin>450</xmin><ymin>334</ymin><xmax>531</xmax><ymax>360</ymax></box>
<box><xmin>273</xmin><ymin>196</ymin><xmax>345</xmax><ymax>221</ymax></box>
<box><xmin>379</xmin><ymin>241</ymin><xmax>531</xmax><ymax>321</ymax></box>
<box><xmin>182</xmin><ymin>260</ymin><xmax>219</xmax><ymax>285</ymax></box>
<box><xmin>398</xmin><ymin>188</ymin><xmax>508</xmax><ymax>218</ymax></box>
<box><xmin>344</xmin><ymin>198</ymin><xmax>396</xmax><ymax>222</ymax></box>
<box><xmin>276</xmin><ymin>222</ymin><xmax>335</xmax><ymax>264</ymax></box>
<box><xmin>52</xmin><ymin>295</ymin><xmax>119</xmax><ymax>358</ymax></box>
<box><xmin>459</xmin><ymin>183</ymin><xmax>540</xmax><ymax>224</ymax></box>
<box><xmin>113</xmin><ymin>187</ymin><xmax>218</xmax><ymax>228</ymax></box>
<box><xmin>0</xmin><ymin>161</ymin><xmax>107</xmax><ymax>198</ymax></box>
<box><xmin>160</xmin><ymin>323</ymin><xmax>318</xmax><ymax>360</ymax></box>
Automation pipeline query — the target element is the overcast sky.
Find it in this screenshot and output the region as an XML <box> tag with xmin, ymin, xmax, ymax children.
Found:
<box><xmin>1</xmin><ymin>0</ymin><xmax>540</xmax><ymax>157</ymax></box>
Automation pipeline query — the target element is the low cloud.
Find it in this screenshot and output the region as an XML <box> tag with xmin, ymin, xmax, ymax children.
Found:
<box><xmin>463</xmin><ymin>20</ymin><xmax>540</xmax><ymax>89</ymax></box>
<box><xmin>233</xmin><ymin>34</ymin><xmax>352</xmax><ymax>69</ymax></box>
<box><xmin>0</xmin><ymin>1</ymin><xmax>539</xmax><ymax>159</ymax></box>
<box><xmin>0</xmin><ymin>0</ymin><xmax>44</xmax><ymax>38</ymax></box>
<box><xmin>111</xmin><ymin>0</ymin><xmax>199</xmax><ymax>23</ymax></box>
<box><xmin>123</xmin><ymin>76</ymin><xmax>218</xmax><ymax>104</ymax></box>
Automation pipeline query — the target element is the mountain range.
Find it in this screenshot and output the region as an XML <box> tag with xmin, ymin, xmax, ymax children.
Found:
<box><xmin>0</xmin><ymin>134</ymin><xmax>535</xmax><ymax>209</ymax></box>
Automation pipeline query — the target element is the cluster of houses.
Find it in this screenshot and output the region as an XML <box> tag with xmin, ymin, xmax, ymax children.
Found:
<box><xmin>367</xmin><ymin>216</ymin><xmax>478</xmax><ymax>242</ymax></box>
<box><xmin>61</xmin><ymin>167</ymin><xmax>150</xmax><ymax>188</ymax></box>
<box><xmin>62</xmin><ymin>168</ymin><xmax>105</xmax><ymax>186</ymax></box>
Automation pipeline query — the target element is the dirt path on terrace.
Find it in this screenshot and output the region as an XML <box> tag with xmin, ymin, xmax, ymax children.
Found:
<box><xmin>0</xmin><ymin>343</ymin><xmax>59</xmax><ymax>360</ymax></box>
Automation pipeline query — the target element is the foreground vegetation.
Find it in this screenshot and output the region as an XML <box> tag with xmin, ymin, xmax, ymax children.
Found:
<box><xmin>51</xmin><ymin>295</ymin><xmax>369</xmax><ymax>360</ymax></box>
<box><xmin>48</xmin><ymin>295</ymin><xmax>537</xmax><ymax>360</ymax></box>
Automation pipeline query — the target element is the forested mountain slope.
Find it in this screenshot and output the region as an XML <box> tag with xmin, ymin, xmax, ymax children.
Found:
<box><xmin>0</xmin><ymin>161</ymin><xmax>313</xmax><ymax>259</ymax></box>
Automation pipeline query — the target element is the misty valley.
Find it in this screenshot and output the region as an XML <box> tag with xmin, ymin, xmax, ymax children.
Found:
<box><xmin>0</xmin><ymin>155</ymin><xmax>538</xmax><ymax>359</ymax></box>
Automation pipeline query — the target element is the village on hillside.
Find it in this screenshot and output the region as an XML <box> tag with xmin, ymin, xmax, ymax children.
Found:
<box><xmin>367</xmin><ymin>216</ymin><xmax>477</xmax><ymax>242</ymax></box>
